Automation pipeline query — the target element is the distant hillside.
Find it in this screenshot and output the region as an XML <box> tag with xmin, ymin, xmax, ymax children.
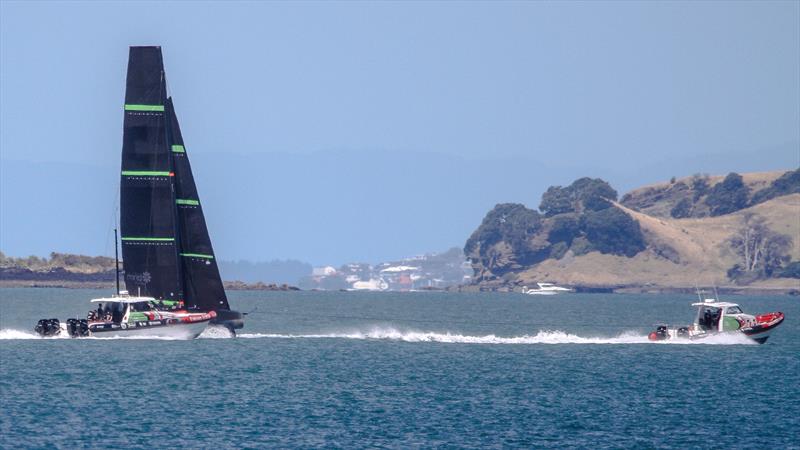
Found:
<box><xmin>0</xmin><ymin>251</ymin><xmax>116</xmax><ymax>287</ymax></box>
<box><xmin>621</xmin><ymin>169</ymin><xmax>799</xmax><ymax>219</ymax></box>
<box><xmin>0</xmin><ymin>251</ymin><xmax>116</xmax><ymax>273</ymax></box>
<box><xmin>0</xmin><ymin>251</ymin><xmax>308</xmax><ymax>288</ymax></box>
<box><xmin>464</xmin><ymin>170</ymin><xmax>800</xmax><ymax>292</ymax></box>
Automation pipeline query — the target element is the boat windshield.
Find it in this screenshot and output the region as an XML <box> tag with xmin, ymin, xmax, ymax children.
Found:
<box><xmin>725</xmin><ymin>306</ymin><xmax>743</xmax><ymax>314</ymax></box>
<box><xmin>130</xmin><ymin>301</ymin><xmax>154</xmax><ymax>312</ymax></box>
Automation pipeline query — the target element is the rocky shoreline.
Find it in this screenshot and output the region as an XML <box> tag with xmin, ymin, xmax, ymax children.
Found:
<box><xmin>449</xmin><ymin>282</ymin><xmax>799</xmax><ymax>296</ymax></box>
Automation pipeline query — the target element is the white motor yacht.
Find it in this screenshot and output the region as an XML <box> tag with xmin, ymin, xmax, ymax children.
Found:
<box><xmin>522</xmin><ymin>282</ymin><xmax>572</xmax><ymax>295</ymax></box>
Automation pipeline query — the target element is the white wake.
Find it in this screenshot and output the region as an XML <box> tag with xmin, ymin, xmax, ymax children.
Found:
<box><xmin>235</xmin><ymin>327</ymin><xmax>757</xmax><ymax>345</ymax></box>
<box><xmin>0</xmin><ymin>327</ymin><xmax>757</xmax><ymax>345</ymax></box>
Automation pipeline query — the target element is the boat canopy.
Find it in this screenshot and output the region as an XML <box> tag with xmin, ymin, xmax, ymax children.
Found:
<box><xmin>90</xmin><ymin>296</ymin><xmax>156</xmax><ymax>304</ymax></box>
<box><xmin>691</xmin><ymin>301</ymin><xmax>740</xmax><ymax>308</ymax></box>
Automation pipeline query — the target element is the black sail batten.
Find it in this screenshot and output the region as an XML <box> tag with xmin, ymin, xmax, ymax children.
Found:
<box><xmin>120</xmin><ymin>46</ymin><xmax>183</xmax><ymax>301</ymax></box>
<box><xmin>166</xmin><ymin>98</ymin><xmax>230</xmax><ymax>311</ymax></box>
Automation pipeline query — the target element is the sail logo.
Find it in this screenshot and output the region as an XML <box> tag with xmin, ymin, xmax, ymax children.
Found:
<box><xmin>126</xmin><ymin>271</ymin><xmax>152</xmax><ymax>285</ymax></box>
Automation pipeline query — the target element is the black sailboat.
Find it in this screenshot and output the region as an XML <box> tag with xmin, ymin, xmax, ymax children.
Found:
<box><xmin>121</xmin><ymin>46</ymin><xmax>243</xmax><ymax>333</ymax></box>
<box><xmin>35</xmin><ymin>46</ymin><xmax>243</xmax><ymax>338</ymax></box>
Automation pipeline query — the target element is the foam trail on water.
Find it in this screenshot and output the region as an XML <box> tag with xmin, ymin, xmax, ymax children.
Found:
<box><xmin>0</xmin><ymin>329</ymin><xmax>53</xmax><ymax>340</ymax></box>
<box><xmin>197</xmin><ymin>326</ymin><xmax>236</xmax><ymax>339</ymax></box>
<box><xmin>0</xmin><ymin>327</ymin><xmax>758</xmax><ymax>345</ymax></box>
<box><xmin>236</xmin><ymin>327</ymin><xmax>757</xmax><ymax>345</ymax></box>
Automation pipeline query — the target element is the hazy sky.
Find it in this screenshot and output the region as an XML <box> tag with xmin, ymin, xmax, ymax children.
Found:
<box><xmin>1</xmin><ymin>1</ymin><xmax>798</xmax><ymax>265</ymax></box>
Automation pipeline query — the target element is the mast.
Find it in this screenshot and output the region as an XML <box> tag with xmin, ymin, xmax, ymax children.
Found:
<box><xmin>114</xmin><ymin>228</ymin><xmax>120</xmax><ymax>295</ymax></box>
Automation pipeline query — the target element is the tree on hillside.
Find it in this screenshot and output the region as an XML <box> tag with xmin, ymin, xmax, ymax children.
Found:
<box><xmin>539</xmin><ymin>186</ymin><xmax>573</xmax><ymax>217</ymax></box>
<box><xmin>547</xmin><ymin>215</ymin><xmax>580</xmax><ymax>245</ymax></box>
<box><xmin>691</xmin><ymin>174</ymin><xmax>710</xmax><ymax>201</ymax></box>
<box><xmin>670</xmin><ymin>198</ymin><xmax>693</xmax><ymax>218</ymax></box>
<box><xmin>579</xmin><ymin>207</ymin><xmax>646</xmax><ymax>257</ymax></box>
<box><xmin>750</xmin><ymin>168</ymin><xmax>800</xmax><ymax>206</ymax></box>
<box><xmin>539</xmin><ymin>178</ymin><xmax>618</xmax><ymax>216</ymax></box>
<box><xmin>705</xmin><ymin>172</ymin><xmax>750</xmax><ymax>216</ymax></box>
<box><xmin>727</xmin><ymin>213</ymin><xmax>793</xmax><ymax>281</ymax></box>
<box><xmin>464</xmin><ymin>203</ymin><xmax>543</xmax><ymax>259</ymax></box>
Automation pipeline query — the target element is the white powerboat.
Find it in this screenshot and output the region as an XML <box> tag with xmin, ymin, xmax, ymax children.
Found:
<box><xmin>522</xmin><ymin>282</ymin><xmax>572</xmax><ymax>295</ymax></box>
<box><xmin>648</xmin><ymin>298</ymin><xmax>784</xmax><ymax>344</ymax></box>
<box><xmin>34</xmin><ymin>291</ymin><xmax>216</xmax><ymax>339</ymax></box>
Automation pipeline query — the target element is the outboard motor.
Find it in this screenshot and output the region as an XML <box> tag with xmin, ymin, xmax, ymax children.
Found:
<box><xmin>66</xmin><ymin>318</ymin><xmax>90</xmax><ymax>338</ymax></box>
<box><xmin>79</xmin><ymin>319</ymin><xmax>89</xmax><ymax>336</ymax></box>
<box><xmin>34</xmin><ymin>318</ymin><xmax>61</xmax><ymax>337</ymax></box>
<box><xmin>648</xmin><ymin>325</ymin><xmax>669</xmax><ymax>341</ymax></box>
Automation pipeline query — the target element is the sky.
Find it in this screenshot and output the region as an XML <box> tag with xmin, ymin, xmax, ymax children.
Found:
<box><xmin>1</xmin><ymin>1</ymin><xmax>798</xmax><ymax>266</ymax></box>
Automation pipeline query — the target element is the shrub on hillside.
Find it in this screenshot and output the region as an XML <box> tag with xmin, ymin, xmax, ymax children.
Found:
<box><xmin>569</xmin><ymin>236</ymin><xmax>594</xmax><ymax>256</ymax></box>
<box><xmin>705</xmin><ymin>172</ymin><xmax>750</xmax><ymax>216</ymax></box>
<box><xmin>778</xmin><ymin>261</ymin><xmax>800</xmax><ymax>279</ymax></box>
<box><xmin>691</xmin><ymin>174</ymin><xmax>710</xmax><ymax>201</ymax></box>
<box><xmin>670</xmin><ymin>198</ymin><xmax>693</xmax><ymax>218</ymax></box>
<box><xmin>750</xmin><ymin>168</ymin><xmax>800</xmax><ymax>206</ymax></box>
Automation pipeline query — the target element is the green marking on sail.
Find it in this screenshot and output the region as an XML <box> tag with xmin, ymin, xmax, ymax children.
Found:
<box><xmin>125</xmin><ymin>104</ymin><xmax>165</xmax><ymax>112</ymax></box>
<box><xmin>121</xmin><ymin>237</ymin><xmax>175</xmax><ymax>242</ymax></box>
<box><xmin>171</xmin><ymin>145</ymin><xmax>185</xmax><ymax>153</ymax></box>
<box><xmin>122</xmin><ymin>170</ymin><xmax>171</xmax><ymax>177</ymax></box>
<box><xmin>180</xmin><ymin>253</ymin><xmax>214</xmax><ymax>259</ymax></box>
<box><xmin>176</xmin><ymin>199</ymin><xmax>199</xmax><ymax>206</ymax></box>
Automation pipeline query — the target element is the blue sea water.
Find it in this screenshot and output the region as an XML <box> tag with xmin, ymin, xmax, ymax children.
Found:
<box><xmin>0</xmin><ymin>288</ymin><xmax>798</xmax><ymax>449</ymax></box>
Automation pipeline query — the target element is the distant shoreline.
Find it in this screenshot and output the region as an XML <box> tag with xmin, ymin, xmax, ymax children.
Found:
<box><xmin>0</xmin><ymin>280</ymin><xmax>300</xmax><ymax>291</ymax></box>
<box><xmin>1</xmin><ymin>279</ymin><xmax>796</xmax><ymax>295</ymax></box>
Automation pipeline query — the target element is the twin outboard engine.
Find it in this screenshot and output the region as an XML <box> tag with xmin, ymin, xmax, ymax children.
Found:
<box><xmin>648</xmin><ymin>325</ymin><xmax>670</xmax><ymax>341</ymax></box>
<box><xmin>66</xmin><ymin>319</ymin><xmax>90</xmax><ymax>338</ymax></box>
<box><xmin>34</xmin><ymin>318</ymin><xmax>61</xmax><ymax>337</ymax></box>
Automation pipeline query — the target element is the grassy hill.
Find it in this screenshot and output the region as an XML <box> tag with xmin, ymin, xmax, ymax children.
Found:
<box><xmin>465</xmin><ymin>170</ymin><xmax>800</xmax><ymax>292</ymax></box>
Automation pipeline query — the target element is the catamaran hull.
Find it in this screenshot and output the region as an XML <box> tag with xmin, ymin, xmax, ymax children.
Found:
<box><xmin>87</xmin><ymin>320</ymin><xmax>210</xmax><ymax>339</ymax></box>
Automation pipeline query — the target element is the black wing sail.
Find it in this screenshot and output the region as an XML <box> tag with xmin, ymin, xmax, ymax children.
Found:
<box><xmin>166</xmin><ymin>98</ymin><xmax>230</xmax><ymax>311</ymax></box>
<box><xmin>120</xmin><ymin>46</ymin><xmax>183</xmax><ymax>300</ymax></box>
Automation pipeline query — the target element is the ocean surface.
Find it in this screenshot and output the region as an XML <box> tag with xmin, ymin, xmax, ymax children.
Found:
<box><xmin>1</xmin><ymin>288</ymin><xmax>798</xmax><ymax>448</ymax></box>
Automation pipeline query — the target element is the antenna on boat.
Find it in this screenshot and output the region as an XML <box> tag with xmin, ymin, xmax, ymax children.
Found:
<box><xmin>713</xmin><ymin>285</ymin><xmax>720</xmax><ymax>302</ymax></box>
<box><xmin>694</xmin><ymin>282</ymin><xmax>703</xmax><ymax>302</ymax></box>
<box><xmin>114</xmin><ymin>228</ymin><xmax>120</xmax><ymax>296</ymax></box>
